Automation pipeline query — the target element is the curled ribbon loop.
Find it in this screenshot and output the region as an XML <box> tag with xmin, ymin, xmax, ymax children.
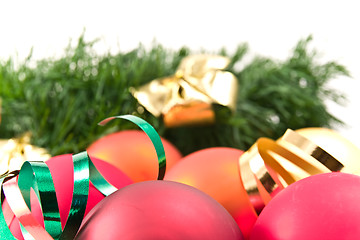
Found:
<box><xmin>1</xmin><ymin>178</ymin><xmax>17</xmax><ymax>240</ymax></box>
<box><xmin>0</xmin><ymin>115</ymin><xmax>166</xmax><ymax>239</ymax></box>
<box><xmin>2</xmin><ymin>163</ymin><xmax>55</xmax><ymax>240</ymax></box>
<box><xmin>60</xmin><ymin>152</ymin><xmax>90</xmax><ymax>240</ymax></box>
<box><xmin>98</xmin><ymin>115</ymin><xmax>166</xmax><ymax>180</ymax></box>
<box><xmin>238</xmin><ymin>128</ymin><xmax>344</xmax><ymax>214</ymax></box>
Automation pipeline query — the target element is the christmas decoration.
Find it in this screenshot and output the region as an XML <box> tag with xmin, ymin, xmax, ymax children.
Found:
<box><xmin>75</xmin><ymin>180</ymin><xmax>243</xmax><ymax>240</ymax></box>
<box><xmin>237</xmin><ymin>127</ymin><xmax>353</xmax><ymax>211</ymax></box>
<box><xmin>294</xmin><ymin>127</ymin><xmax>360</xmax><ymax>175</ymax></box>
<box><xmin>131</xmin><ymin>54</ymin><xmax>238</xmax><ymax>127</ymax></box>
<box><xmin>87</xmin><ymin>130</ymin><xmax>182</xmax><ymax>182</ymax></box>
<box><xmin>250</xmin><ymin>172</ymin><xmax>360</xmax><ymax>240</ymax></box>
<box><xmin>164</xmin><ymin>147</ymin><xmax>255</xmax><ymax>239</ymax></box>
<box><xmin>0</xmin><ymin>34</ymin><xmax>349</xmax><ymax>156</ymax></box>
<box><xmin>5</xmin><ymin>154</ymin><xmax>132</xmax><ymax>239</ymax></box>
<box><xmin>0</xmin><ymin>115</ymin><xmax>165</xmax><ymax>239</ymax></box>
<box><xmin>2</xmin><ymin>113</ymin><xmax>360</xmax><ymax>239</ymax></box>
<box><xmin>0</xmin><ymin>133</ymin><xmax>50</xmax><ymax>177</ymax></box>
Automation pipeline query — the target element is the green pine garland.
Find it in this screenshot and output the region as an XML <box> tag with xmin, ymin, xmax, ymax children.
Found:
<box><xmin>0</xmin><ymin>34</ymin><xmax>349</xmax><ymax>155</ymax></box>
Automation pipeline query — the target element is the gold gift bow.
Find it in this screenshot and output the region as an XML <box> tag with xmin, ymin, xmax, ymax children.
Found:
<box><xmin>131</xmin><ymin>55</ymin><xmax>238</xmax><ymax>126</ymax></box>
<box><xmin>238</xmin><ymin>129</ymin><xmax>344</xmax><ymax>209</ymax></box>
<box><xmin>0</xmin><ymin>133</ymin><xmax>51</xmax><ymax>178</ymax></box>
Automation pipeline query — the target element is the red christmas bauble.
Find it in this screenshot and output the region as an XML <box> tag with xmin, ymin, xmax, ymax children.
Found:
<box><xmin>6</xmin><ymin>154</ymin><xmax>133</xmax><ymax>239</ymax></box>
<box><xmin>75</xmin><ymin>180</ymin><xmax>243</xmax><ymax>240</ymax></box>
<box><xmin>251</xmin><ymin>172</ymin><xmax>360</xmax><ymax>240</ymax></box>
<box><xmin>87</xmin><ymin>130</ymin><xmax>183</xmax><ymax>182</ymax></box>
<box><xmin>164</xmin><ymin>147</ymin><xmax>256</xmax><ymax>239</ymax></box>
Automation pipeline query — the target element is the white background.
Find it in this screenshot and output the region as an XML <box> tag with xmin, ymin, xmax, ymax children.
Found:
<box><xmin>1</xmin><ymin>0</ymin><xmax>359</xmax><ymax>147</ymax></box>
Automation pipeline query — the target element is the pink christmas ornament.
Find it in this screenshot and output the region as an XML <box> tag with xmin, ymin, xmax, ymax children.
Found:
<box><xmin>164</xmin><ymin>147</ymin><xmax>257</xmax><ymax>239</ymax></box>
<box><xmin>76</xmin><ymin>180</ymin><xmax>243</xmax><ymax>240</ymax></box>
<box><xmin>251</xmin><ymin>172</ymin><xmax>360</xmax><ymax>240</ymax></box>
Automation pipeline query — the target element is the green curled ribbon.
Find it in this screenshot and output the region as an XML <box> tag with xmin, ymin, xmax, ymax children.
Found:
<box><xmin>98</xmin><ymin>115</ymin><xmax>166</xmax><ymax>180</ymax></box>
<box><xmin>0</xmin><ymin>115</ymin><xmax>166</xmax><ymax>239</ymax></box>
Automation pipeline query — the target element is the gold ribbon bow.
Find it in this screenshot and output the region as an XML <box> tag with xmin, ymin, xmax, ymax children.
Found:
<box><xmin>131</xmin><ymin>54</ymin><xmax>238</xmax><ymax>127</ymax></box>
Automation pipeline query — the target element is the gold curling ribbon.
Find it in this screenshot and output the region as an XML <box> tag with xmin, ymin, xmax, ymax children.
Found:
<box><xmin>131</xmin><ymin>54</ymin><xmax>238</xmax><ymax>127</ymax></box>
<box><xmin>238</xmin><ymin>129</ymin><xmax>344</xmax><ymax>213</ymax></box>
<box><xmin>0</xmin><ymin>132</ymin><xmax>51</xmax><ymax>178</ymax></box>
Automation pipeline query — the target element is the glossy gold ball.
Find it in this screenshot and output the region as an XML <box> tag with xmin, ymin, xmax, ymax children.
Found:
<box><xmin>295</xmin><ymin>127</ymin><xmax>360</xmax><ymax>175</ymax></box>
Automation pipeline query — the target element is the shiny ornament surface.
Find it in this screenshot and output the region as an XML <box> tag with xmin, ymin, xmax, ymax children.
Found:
<box><xmin>251</xmin><ymin>172</ymin><xmax>360</xmax><ymax>240</ymax></box>
<box><xmin>164</xmin><ymin>147</ymin><xmax>256</xmax><ymax>239</ymax></box>
<box><xmin>87</xmin><ymin>130</ymin><xmax>182</xmax><ymax>182</ymax></box>
<box><xmin>76</xmin><ymin>180</ymin><xmax>243</xmax><ymax>240</ymax></box>
<box><xmin>295</xmin><ymin>127</ymin><xmax>360</xmax><ymax>175</ymax></box>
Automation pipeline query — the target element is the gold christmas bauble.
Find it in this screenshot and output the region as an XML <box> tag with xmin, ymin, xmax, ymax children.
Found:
<box><xmin>295</xmin><ymin>127</ymin><xmax>360</xmax><ymax>175</ymax></box>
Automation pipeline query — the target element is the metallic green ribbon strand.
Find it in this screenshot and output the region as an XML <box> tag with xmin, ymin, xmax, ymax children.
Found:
<box><xmin>18</xmin><ymin>161</ymin><xmax>62</xmax><ymax>238</ymax></box>
<box><xmin>0</xmin><ymin>115</ymin><xmax>166</xmax><ymax>239</ymax></box>
<box><xmin>59</xmin><ymin>151</ymin><xmax>90</xmax><ymax>240</ymax></box>
<box><xmin>0</xmin><ymin>177</ymin><xmax>17</xmax><ymax>240</ymax></box>
<box><xmin>2</xmin><ymin>174</ymin><xmax>53</xmax><ymax>239</ymax></box>
<box><xmin>98</xmin><ymin>115</ymin><xmax>166</xmax><ymax>180</ymax></box>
